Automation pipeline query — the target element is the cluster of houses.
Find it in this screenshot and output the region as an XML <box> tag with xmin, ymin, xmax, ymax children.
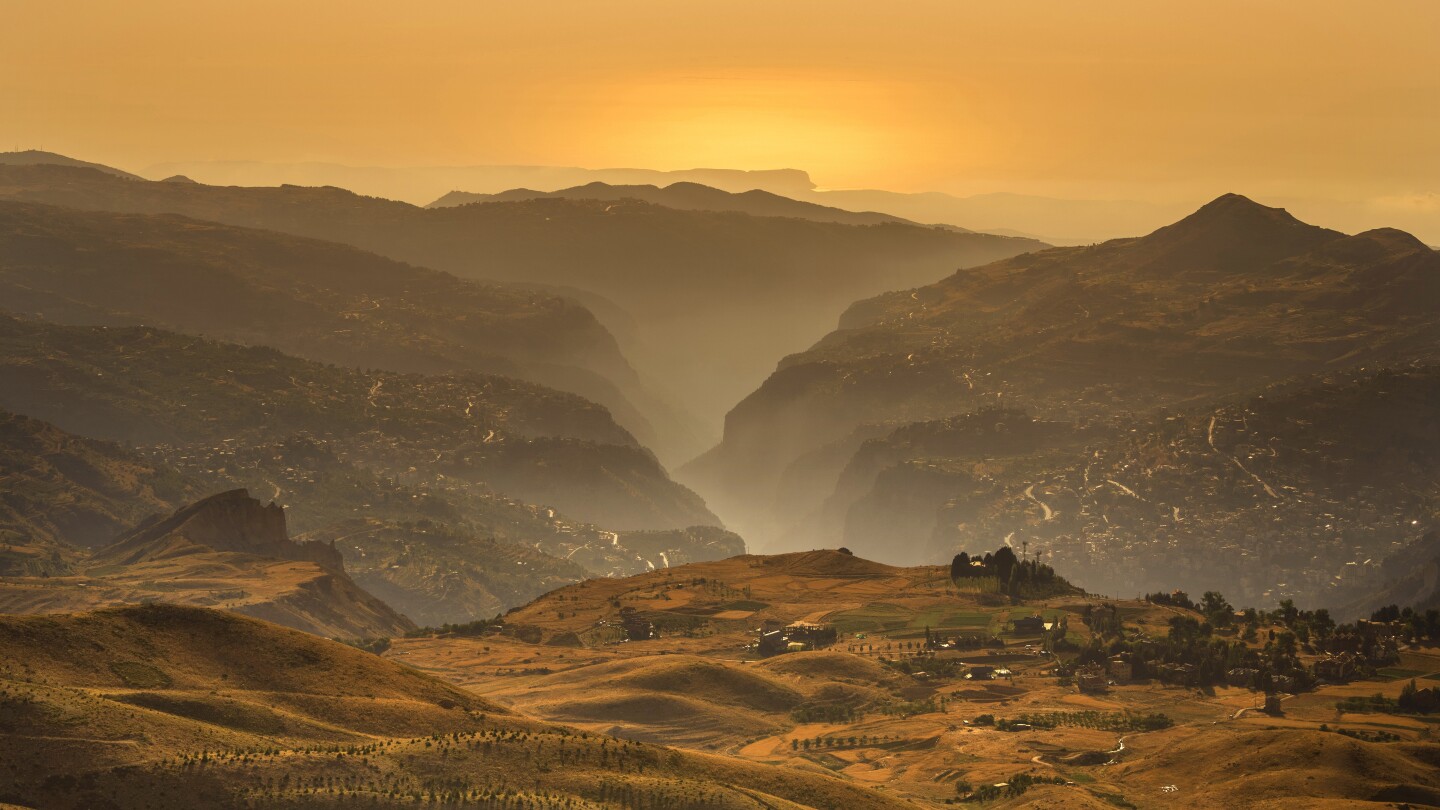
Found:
<box><xmin>757</xmin><ymin>621</ymin><xmax>838</xmax><ymax>657</ymax></box>
<box><xmin>1074</xmin><ymin>656</ymin><xmax>1134</xmax><ymax>692</ymax></box>
<box><xmin>1011</xmin><ymin>615</ymin><xmax>1048</xmax><ymax>635</ymax></box>
<box><xmin>618</xmin><ymin>607</ymin><xmax>654</xmax><ymax>641</ymax></box>
<box><xmin>1312</xmin><ymin>653</ymin><xmax>1358</xmax><ymax>682</ymax></box>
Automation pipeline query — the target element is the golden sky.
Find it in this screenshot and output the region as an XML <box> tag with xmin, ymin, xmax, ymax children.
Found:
<box><xmin>4</xmin><ymin>0</ymin><xmax>1438</xmax><ymax>204</ymax></box>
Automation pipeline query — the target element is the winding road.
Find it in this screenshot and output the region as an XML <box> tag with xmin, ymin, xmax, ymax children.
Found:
<box><xmin>1208</xmin><ymin>415</ymin><xmax>1281</xmax><ymax>500</ymax></box>
<box><xmin>1024</xmin><ymin>484</ymin><xmax>1056</xmax><ymax>521</ymax></box>
<box><xmin>1106</xmin><ymin>479</ymin><xmax>1141</xmax><ymax>499</ymax></box>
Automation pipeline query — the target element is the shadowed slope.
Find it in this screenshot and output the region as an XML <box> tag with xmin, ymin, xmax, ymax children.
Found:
<box><xmin>688</xmin><ymin>195</ymin><xmax>1440</xmax><ymax>559</ymax></box>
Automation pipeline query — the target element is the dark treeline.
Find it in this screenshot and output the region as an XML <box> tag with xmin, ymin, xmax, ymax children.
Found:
<box><xmin>950</xmin><ymin>546</ymin><xmax>1072</xmax><ymax>597</ymax></box>
<box><xmin>1072</xmin><ymin>602</ymin><xmax>1313</xmax><ymax>691</ymax></box>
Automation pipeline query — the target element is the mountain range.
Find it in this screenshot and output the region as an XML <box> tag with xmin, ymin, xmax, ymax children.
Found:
<box><xmin>0</xmin><ymin>159</ymin><xmax>1045</xmax><ymax>458</ymax></box>
<box><xmin>131</xmin><ymin>155</ymin><xmax>1440</xmax><ymax>245</ymax></box>
<box><xmin>0</xmin><ymin>197</ymin><xmax>659</xmax><ymax>451</ymax></box>
<box><xmin>687</xmin><ymin>195</ymin><xmax>1440</xmax><ymax>609</ymax></box>
<box><xmin>429</xmin><ymin>180</ymin><xmax>967</xmax><ymax>230</ymax></box>
<box><xmin>0</xmin><ymin>314</ymin><xmax>716</xmax><ymax>533</ymax></box>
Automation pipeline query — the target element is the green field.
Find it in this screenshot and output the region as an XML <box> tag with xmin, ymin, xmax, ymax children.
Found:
<box><xmin>1376</xmin><ymin>667</ymin><xmax>1431</xmax><ymax>681</ymax></box>
<box><xmin>827</xmin><ymin>603</ymin><xmax>1001</xmax><ymax>639</ymax></box>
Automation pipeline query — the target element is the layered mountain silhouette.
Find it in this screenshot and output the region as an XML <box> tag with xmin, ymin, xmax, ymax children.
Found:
<box><xmin>0</xmin><ymin>199</ymin><xmax>658</xmax><ymax>451</ymax></box>
<box><xmin>429</xmin><ymin>181</ymin><xmax>970</xmax><ymax>230</ymax></box>
<box><xmin>687</xmin><ymin>195</ymin><xmax>1440</xmax><ymax>591</ymax></box>
<box><xmin>0</xmin><ymin>160</ymin><xmax>1045</xmax><ymax>458</ymax></box>
<box><xmin>0</xmin><ymin>149</ymin><xmax>143</xmax><ymax>181</ymax></box>
<box><xmin>138</xmin><ymin>157</ymin><xmax>819</xmax><ymax>203</ymax></box>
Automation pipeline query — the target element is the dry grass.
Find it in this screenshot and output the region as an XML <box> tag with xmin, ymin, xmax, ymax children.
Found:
<box><xmin>0</xmin><ymin>603</ymin><xmax>923</xmax><ymax>809</ymax></box>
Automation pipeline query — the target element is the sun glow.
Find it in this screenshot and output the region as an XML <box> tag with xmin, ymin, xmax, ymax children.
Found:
<box><xmin>582</xmin><ymin>73</ymin><xmax>951</xmax><ymax>186</ymax></box>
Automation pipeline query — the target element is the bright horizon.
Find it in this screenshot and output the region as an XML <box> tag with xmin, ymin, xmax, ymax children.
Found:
<box><xmin>5</xmin><ymin>1</ymin><xmax>1438</xmax><ymax>211</ymax></box>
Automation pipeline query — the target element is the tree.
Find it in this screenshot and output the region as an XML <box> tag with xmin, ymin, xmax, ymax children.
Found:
<box><xmin>950</xmin><ymin>552</ymin><xmax>970</xmax><ymax>581</ymax></box>
<box><xmin>1201</xmin><ymin>592</ymin><xmax>1233</xmax><ymax>626</ymax></box>
<box><xmin>1400</xmin><ymin>679</ymin><xmax>1419</xmax><ymax>712</ymax></box>
<box><xmin>1278</xmin><ymin>599</ymin><xmax>1299</xmax><ymax>627</ymax></box>
<box><xmin>992</xmin><ymin>546</ymin><xmax>1019</xmax><ymax>583</ymax></box>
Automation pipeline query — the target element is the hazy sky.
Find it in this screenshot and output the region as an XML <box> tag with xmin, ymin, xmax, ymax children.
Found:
<box><xmin>4</xmin><ymin>0</ymin><xmax>1438</xmax><ymax>206</ymax></box>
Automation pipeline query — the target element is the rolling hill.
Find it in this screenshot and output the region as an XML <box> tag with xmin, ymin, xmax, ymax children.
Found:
<box><xmin>687</xmin><ymin>195</ymin><xmax>1440</xmax><ymax>570</ymax></box>
<box><xmin>387</xmin><ymin>548</ymin><xmax>1440</xmax><ymax>808</ymax></box>
<box><xmin>0</xmin><ymin>603</ymin><xmax>926</xmax><ymax>809</ymax></box>
<box><xmin>0</xmin><ymin>161</ymin><xmax>1045</xmax><ymax>458</ymax></box>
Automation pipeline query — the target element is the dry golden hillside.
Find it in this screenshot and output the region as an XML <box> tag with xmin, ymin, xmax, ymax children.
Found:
<box><xmin>387</xmin><ymin>550</ymin><xmax>1440</xmax><ymax>808</ymax></box>
<box><xmin>0</xmin><ymin>491</ymin><xmax>414</xmax><ymax>639</ymax></box>
<box><xmin>0</xmin><ymin>603</ymin><xmax>929</xmax><ymax>809</ymax></box>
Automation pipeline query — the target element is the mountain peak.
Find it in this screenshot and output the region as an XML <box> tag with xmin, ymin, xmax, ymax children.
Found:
<box><xmin>1175</xmin><ymin>193</ymin><xmax>1304</xmax><ymax>231</ymax></box>
<box><xmin>1350</xmin><ymin>227</ymin><xmax>1431</xmax><ymax>253</ymax></box>
<box><xmin>1137</xmin><ymin>192</ymin><xmax>1342</xmax><ymax>272</ymax></box>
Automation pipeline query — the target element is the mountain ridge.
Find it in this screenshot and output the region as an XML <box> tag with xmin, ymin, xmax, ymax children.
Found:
<box><xmin>0</xmin><ymin>161</ymin><xmax>1046</xmax><ymax>458</ymax></box>
<box><xmin>686</xmin><ymin>194</ymin><xmax>1440</xmax><ymax>569</ymax></box>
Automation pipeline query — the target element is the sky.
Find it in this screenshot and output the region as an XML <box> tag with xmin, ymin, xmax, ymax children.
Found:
<box><xmin>3</xmin><ymin>0</ymin><xmax>1439</xmax><ymax>210</ymax></box>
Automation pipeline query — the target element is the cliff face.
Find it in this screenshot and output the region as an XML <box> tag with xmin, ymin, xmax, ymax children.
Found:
<box><xmin>58</xmin><ymin>491</ymin><xmax>417</xmax><ymax>638</ymax></box>
<box><xmin>96</xmin><ymin>489</ymin><xmax>340</xmax><ymax>570</ymax></box>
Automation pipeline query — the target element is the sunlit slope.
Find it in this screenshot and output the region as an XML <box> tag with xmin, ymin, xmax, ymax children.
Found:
<box><xmin>0</xmin><ymin>604</ymin><xmax>925</xmax><ymax>809</ymax></box>
<box><xmin>0</xmin><ymin>490</ymin><xmax>415</xmax><ymax>638</ymax></box>
<box><xmin>388</xmin><ymin>549</ymin><xmax>1440</xmax><ymax>809</ymax></box>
